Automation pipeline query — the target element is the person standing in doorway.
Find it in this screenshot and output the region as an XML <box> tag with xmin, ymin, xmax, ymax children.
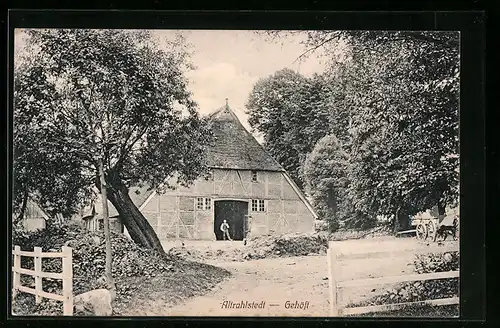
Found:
<box><xmin>220</xmin><ymin>220</ymin><xmax>232</xmax><ymax>241</ymax></box>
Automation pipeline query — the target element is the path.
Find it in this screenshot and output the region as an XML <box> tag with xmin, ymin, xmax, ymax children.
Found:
<box><xmin>120</xmin><ymin>237</ymin><xmax>447</xmax><ymax>317</ymax></box>
<box><xmin>166</xmin><ymin>256</ymin><xmax>331</xmax><ymax>317</ymax></box>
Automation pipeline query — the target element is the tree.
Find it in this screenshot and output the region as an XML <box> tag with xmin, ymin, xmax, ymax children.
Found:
<box><xmin>334</xmin><ymin>32</ymin><xmax>459</xmax><ymax>230</ymax></box>
<box><xmin>245</xmin><ymin>69</ymin><xmax>332</xmax><ymax>189</ymax></box>
<box><xmin>262</xmin><ymin>31</ymin><xmax>459</xmax><ymax>231</ymax></box>
<box><xmin>302</xmin><ymin>134</ymin><xmax>348</xmax><ymax>232</ymax></box>
<box><xmin>13</xmin><ymin>68</ymin><xmax>94</xmax><ymax>222</ymax></box>
<box><xmin>14</xmin><ymin>29</ymin><xmax>213</xmax><ymax>254</ymax></box>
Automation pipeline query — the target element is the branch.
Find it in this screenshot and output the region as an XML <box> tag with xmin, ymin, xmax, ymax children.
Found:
<box><xmin>113</xmin><ymin>123</ymin><xmax>150</xmax><ymax>171</ymax></box>
<box><xmin>404</xmin><ymin>32</ymin><xmax>458</xmax><ymax>48</ymax></box>
<box><xmin>291</xmin><ymin>34</ymin><xmax>341</xmax><ymax>66</ymax></box>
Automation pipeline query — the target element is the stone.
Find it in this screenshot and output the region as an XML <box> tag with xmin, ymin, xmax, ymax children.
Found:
<box><xmin>74</xmin><ymin>289</ymin><xmax>113</xmax><ymax>316</ymax></box>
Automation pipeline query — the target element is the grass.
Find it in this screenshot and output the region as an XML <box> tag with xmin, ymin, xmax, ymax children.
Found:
<box><xmin>348</xmin><ymin>304</ymin><xmax>459</xmax><ymax>317</ymax></box>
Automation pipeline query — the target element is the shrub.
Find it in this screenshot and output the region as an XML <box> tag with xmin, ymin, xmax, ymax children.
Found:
<box><xmin>12</xmin><ymin>221</ymin><xmax>177</xmax><ymax>313</ymax></box>
<box><xmin>245</xmin><ymin>232</ymin><xmax>329</xmax><ymax>259</ymax></box>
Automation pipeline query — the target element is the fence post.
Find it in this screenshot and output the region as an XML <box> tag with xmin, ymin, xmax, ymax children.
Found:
<box><xmin>327</xmin><ymin>243</ymin><xmax>339</xmax><ymax>316</ymax></box>
<box><xmin>34</xmin><ymin>247</ymin><xmax>42</xmax><ymax>304</ymax></box>
<box><xmin>62</xmin><ymin>246</ymin><xmax>73</xmax><ymax>316</ymax></box>
<box><xmin>13</xmin><ymin>246</ymin><xmax>21</xmax><ymax>299</ymax></box>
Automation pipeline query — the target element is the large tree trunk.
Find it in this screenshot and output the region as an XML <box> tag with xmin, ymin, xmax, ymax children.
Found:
<box><xmin>105</xmin><ymin>172</ymin><xmax>166</xmax><ymax>256</ymax></box>
<box><xmin>397</xmin><ymin>211</ymin><xmax>410</xmax><ymax>231</ymax></box>
<box><xmin>393</xmin><ymin>208</ymin><xmax>400</xmax><ymax>234</ymax></box>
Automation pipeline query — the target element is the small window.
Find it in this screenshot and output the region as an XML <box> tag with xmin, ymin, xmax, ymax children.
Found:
<box><xmin>259</xmin><ymin>200</ymin><xmax>265</xmax><ymax>212</ymax></box>
<box><xmin>197</xmin><ymin>197</ymin><xmax>212</xmax><ymax>210</ymax></box>
<box><xmin>251</xmin><ymin>199</ymin><xmax>265</xmax><ymax>212</ymax></box>
<box><xmin>251</xmin><ymin>199</ymin><xmax>258</xmax><ymax>212</ymax></box>
<box><xmin>251</xmin><ymin>171</ymin><xmax>258</xmax><ymax>182</ymax></box>
<box><xmin>197</xmin><ymin>198</ymin><xmax>204</xmax><ymax>210</ymax></box>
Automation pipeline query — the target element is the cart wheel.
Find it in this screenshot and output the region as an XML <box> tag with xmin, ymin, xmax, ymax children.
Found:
<box><xmin>416</xmin><ymin>223</ymin><xmax>427</xmax><ymax>240</ymax></box>
<box><xmin>426</xmin><ymin>220</ymin><xmax>437</xmax><ymax>242</ymax></box>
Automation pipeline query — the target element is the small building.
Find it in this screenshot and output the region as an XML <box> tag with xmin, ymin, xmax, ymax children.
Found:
<box><xmin>18</xmin><ymin>199</ymin><xmax>49</xmax><ymax>231</ymax></box>
<box><xmin>14</xmin><ymin>198</ymin><xmax>67</xmax><ymax>231</ymax></box>
<box><xmin>80</xmin><ymin>198</ymin><xmax>127</xmax><ymax>234</ymax></box>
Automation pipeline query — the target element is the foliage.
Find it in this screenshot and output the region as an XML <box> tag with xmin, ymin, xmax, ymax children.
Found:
<box><xmin>11</xmin><ymin>221</ymin><xmax>231</xmax><ymax>316</ymax></box>
<box><xmin>14</xmin><ymin>29</ymin><xmax>213</xmax><ymax>249</ymax></box>
<box><xmin>302</xmin><ymin>134</ymin><xmax>349</xmax><ymax>231</ymax></box>
<box><xmin>326</xmin><ymin>31</ymin><xmax>459</xmax><ymax>218</ymax></box>
<box><xmin>12</xmin><ymin>221</ymin><xmax>173</xmax><ymax>295</ymax></box>
<box><xmin>414</xmin><ymin>251</ymin><xmax>459</xmax><ymax>274</ymax></box>
<box><xmin>245</xmin><ymin>69</ymin><xmax>332</xmax><ymax>189</ymax></box>
<box><xmin>260</xmin><ymin>31</ymin><xmax>459</xmax><ymax>226</ymax></box>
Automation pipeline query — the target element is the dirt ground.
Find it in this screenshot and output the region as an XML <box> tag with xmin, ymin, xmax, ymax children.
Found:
<box><xmin>118</xmin><ymin>236</ymin><xmax>457</xmax><ymax>317</ymax></box>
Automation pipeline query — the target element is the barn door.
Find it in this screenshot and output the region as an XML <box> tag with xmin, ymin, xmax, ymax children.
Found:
<box><xmin>214</xmin><ymin>200</ymin><xmax>248</xmax><ymax>241</ymax></box>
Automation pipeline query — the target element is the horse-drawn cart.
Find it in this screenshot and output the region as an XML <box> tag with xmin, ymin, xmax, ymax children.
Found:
<box><xmin>412</xmin><ymin>215</ymin><xmax>459</xmax><ymax>242</ymax></box>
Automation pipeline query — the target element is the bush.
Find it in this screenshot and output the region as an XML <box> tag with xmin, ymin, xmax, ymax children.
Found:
<box><xmin>414</xmin><ymin>251</ymin><xmax>459</xmax><ymax>274</ymax></box>
<box><xmin>314</xmin><ymin>219</ymin><xmax>329</xmax><ymax>232</ymax></box>
<box><xmin>12</xmin><ymin>221</ymin><xmax>178</xmax><ymax>314</ymax></box>
<box><xmin>12</xmin><ymin>220</ymin><xmax>232</xmax><ymax>316</ymax></box>
<box><xmin>245</xmin><ymin>232</ymin><xmax>329</xmax><ymax>259</ymax></box>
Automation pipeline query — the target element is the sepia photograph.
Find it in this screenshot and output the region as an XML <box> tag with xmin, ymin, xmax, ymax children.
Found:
<box><xmin>11</xmin><ymin>27</ymin><xmax>460</xmax><ymax>317</ymax></box>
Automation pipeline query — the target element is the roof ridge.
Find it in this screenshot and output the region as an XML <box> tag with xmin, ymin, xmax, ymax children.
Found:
<box><xmin>207</xmin><ymin>102</ymin><xmax>285</xmax><ymax>172</ymax></box>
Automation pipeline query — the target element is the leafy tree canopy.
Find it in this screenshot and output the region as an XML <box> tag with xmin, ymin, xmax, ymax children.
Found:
<box><xmin>14</xmin><ymin>29</ymin><xmax>213</xmax><ymax>251</ymax></box>
<box><xmin>258</xmin><ymin>30</ymin><xmax>459</xmax><ymax>228</ymax></box>
<box><xmin>245</xmin><ymin>68</ymin><xmax>333</xmax><ymax>189</ymax></box>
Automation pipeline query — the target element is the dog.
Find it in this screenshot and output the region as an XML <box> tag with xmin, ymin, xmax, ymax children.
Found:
<box><xmin>436</xmin><ymin>218</ymin><xmax>458</xmax><ymax>241</ymax></box>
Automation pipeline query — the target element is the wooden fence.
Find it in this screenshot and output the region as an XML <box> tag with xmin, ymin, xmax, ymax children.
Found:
<box><xmin>327</xmin><ymin>239</ymin><xmax>459</xmax><ymax>316</ymax></box>
<box><xmin>12</xmin><ymin>245</ymin><xmax>73</xmax><ymax>316</ymax></box>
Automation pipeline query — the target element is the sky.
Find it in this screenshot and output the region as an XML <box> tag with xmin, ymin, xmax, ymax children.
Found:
<box><xmin>14</xmin><ymin>29</ymin><xmax>331</xmax><ymax>133</ymax></box>
<box><xmin>154</xmin><ymin>30</ymin><xmax>329</xmax><ymax>131</ymax></box>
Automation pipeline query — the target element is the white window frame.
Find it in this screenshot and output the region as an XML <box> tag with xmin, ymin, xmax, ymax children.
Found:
<box><xmin>204</xmin><ymin>198</ymin><xmax>212</xmax><ymax>210</ymax></box>
<box><xmin>251</xmin><ymin>199</ymin><xmax>265</xmax><ymax>212</ymax></box>
<box><xmin>197</xmin><ymin>197</ymin><xmax>212</xmax><ymax>211</ymax></box>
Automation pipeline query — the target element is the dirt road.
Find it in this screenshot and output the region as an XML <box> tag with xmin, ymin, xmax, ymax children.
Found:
<box><xmin>166</xmin><ymin>256</ymin><xmax>331</xmax><ymax>317</ymax></box>
<box><xmin>119</xmin><ymin>237</ymin><xmax>455</xmax><ymax>317</ymax></box>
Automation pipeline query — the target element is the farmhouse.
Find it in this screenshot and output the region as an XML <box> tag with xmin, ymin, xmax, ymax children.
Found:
<box><xmin>86</xmin><ymin>102</ymin><xmax>318</xmax><ymax>242</ymax></box>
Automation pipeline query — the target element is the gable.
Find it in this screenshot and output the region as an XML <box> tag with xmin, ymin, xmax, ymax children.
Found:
<box><xmin>206</xmin><ymin>105</ymin><xmax>284</xmax><ymax>171</ymax></box>
<box><xmin>24</xmin><ymin>199</ymin><xmax>50</xmax><ymax>221</ymax></box>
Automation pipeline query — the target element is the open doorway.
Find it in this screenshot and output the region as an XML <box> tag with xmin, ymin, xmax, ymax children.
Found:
<box><xmin>214</xmin><ymin>200</ymin><xmax>248</xmax><ymax>241</ymax></box>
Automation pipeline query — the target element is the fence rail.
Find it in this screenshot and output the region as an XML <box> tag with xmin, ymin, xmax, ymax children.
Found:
<box><xmin>327</xmin><ymin>240</ymin><xmax>459</xmax><ymax>316</ymax></box>
<box><xmin>12</xmin><ymin>245</ymin><xmax>73</xmax><ymax>316</ymax></box>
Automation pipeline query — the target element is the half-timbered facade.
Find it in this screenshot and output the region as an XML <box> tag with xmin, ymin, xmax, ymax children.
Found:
<box><xmin>120</xmin><ymin>102</ymin><xmax>318</xmax><ymax>241</ymax></box>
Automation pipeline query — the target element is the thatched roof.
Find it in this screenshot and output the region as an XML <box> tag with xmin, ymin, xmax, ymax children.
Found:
<box><xmin>206</xmin><ymin>104</ymin><xmax>284</xmax><ymax>172</ymax></box>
